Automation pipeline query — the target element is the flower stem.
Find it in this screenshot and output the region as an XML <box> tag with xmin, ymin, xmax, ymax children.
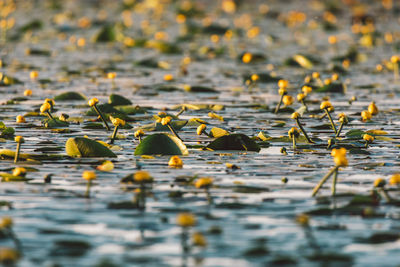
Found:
<box><xmin>324</xmin><ymin>109</ymin><xmax>337</xmax><ymax>135</ymax></box>
<box><xmin>274</xmin><ymin>94</ymin><xmax>284</xmax><ymax>114</ymax></box>
<box><xmin>378</xmin><ymin>188</ymin><xmax>391</xmax><ymax>203</ymax></box>
<box><xmin>331</xmin><ymin>168</ymin><xmax>338</xmax><ymax>196</ymax></box>
<box><xmin>292</xmin><ymin>135</ymin><xmax>296</xmax><ymax>150</ymax></box>
<box><xmin>167</xmin><ymin>123</ymin><xmax>182</xmax><ymax>141</ymax></box>
<box><xmin>46</xmin><ymin>111</ymin><xmax>54</xmax><ymax>120</ymax></box>
<box><xmin>312</xmin><ymin>166</ymin><xmax>339</xmax><ymax>197</ymax></box>
<box><xmin>110</xmin><ymin>126</ymin><xmax>119</xmax><ymax>144</ymax></box>
<box><xmin>181</xmin><ymin>227</ymin><xmax>189</xmax><ymax>253</ymax></box>
<box><xmin>84</xmin><ymin>180</ymin><xmax>91</xmax><ymax>198</ymax></box>
<box><xmin>296</xmin><ymin>118</ymin><xmax>314</xmax><ymax>143</ymax></box>
<box><xmin>336</xmin><ymin>121</ymin><xmax>345</xmax><ymax>137</ymax></box>
<box><xmin>394</xmin><ymin>62</ymin><xmax>399</xmax><ymax>81</ymax></box>
<box><xmin>93</xmin><ymin>105</ymin><xmax>110</xmax><ymax>131</ymax></box>
<box><xmin>14</xmin><ymin>143</ymin><xmax>21</xmax><ymax>163</ymax></box>
<box><xmin>175</xmin><ymin>107</ymin><xmax>186</xmax><ymax>117</ymax></box>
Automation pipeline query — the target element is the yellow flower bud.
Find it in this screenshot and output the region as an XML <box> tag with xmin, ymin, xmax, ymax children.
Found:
<box><xmin>195</xmin><ymin>177</ymin><xmax>213</xmax><ymax>188</ymax></box>
<box><xmin>361</xmin><ymin>110</ymin><xmax>372</xmax><ymax>121</ymax></box>
<box><xmin>391</xmin><ymin>55</ymin><xmax>399</xmax><ymax>63</ymax></box>
<box><xmin>242</xmin><ymin>52</ymin><xmax>252</xmax><ymax>63</ymax></box>
<box><xmin>14</xmin><ymin>136</ymin><xmax>24</xmax><ymax>143</ymax></box>
<box><xmin>312</xmin><ymin>72</ymin><xmax>320</xmax><ymax>79</ymax></box>
<box><xmin>163</xmin><ymin>74</ymin><xmax>174</xmax><ymax>81</ymax></box>
<box><xmin>282</xmin><ymin>95</ymin><xmax>294</xmax><ymax>106</ymax></box>
<box><xmin>389</xmin><ymin>174</ymin><xmax>400</xmax><ymax>186</ymax></box>
<box><xmin>291</xmin><ymin>112</ymin><xmax>300</xmax><ymax>119</ymax></box>
<box><xmin>331</xmin><ymin>147</ymin><xmax>346</xmax><ymax>158</ymax></box>
<box><xmin>24</xmin><ymin>89</ymin><xmax>32</xmax><ymax>96</ymax></box>
<box><xmin>82</xmin><ymin>171</ymin><xmax>96</xmax><ymax>181</ymax></box>
<box><xmin>0</xmin><ymin>217</ymin><xmax>13</xmax><ymax>228</ymax></box>
<box><xmin>12</xmin><ymin>167</ymin><xmax>26</xmax><ymax>177</ymax></box>
<box><xmin>111</xmin><ymin>117</ymin><xmax>125</xmax><ymax>127</ymax></box>
<box><xmin>134</xmin><ymin>171</ymin><xmax>153</xmax><ymax>183</ymax></box>
<box><xmin>334</xmin><ymin>155</ymin><xmax>348</xmax><ymax>167</ymax></box>
<box><xmin>368</xmin><ymin>102</ymin><xmax>378</xmax><ymax>115</ymax></box>
<box><xmin>301</xmin><ymin>85</ymin><xmax>312</xmax><ymax>95</ymax></box>
<box><xmin>320</xmin><ymin>101</ymin><xmax>332</xmax><ymax>110</ymax></box>
<box><xmin>197</xmin><ymin>124</ymin><xmax>207</xmax><ymax>135</ymax></box>
<box><xmin>168</xmin><ymin>156</ymin><xmax>183</xmax><ymax>168</ymax></box>
<box><xmin>40</xmin><ymin>102</ymin><xmax>51</xmax><ymax>113</ymax></box>
<box><xmin>331</xmin><ymin>73</ymin><xmax>339</xmax><ymax>81</ymax></box>
<box><xmin>251</xmin><ymin>74</ymin><xmax>259</xmax><ymax>81</ymax></box>
<box><xmin>0</xmin><ymin>247</ymin><xmax>19</xmax><ymax>264</ymax></box>
<box><xmin>373</xmin><ymin>178</ymin><xmax>386</xmax><ymax>188</ymax></box>
<box><xmin>88</xmin><ymin>98</ymin><xmax>99</xmax><ymax>107</ymax></box>
<box><xmin>134</xmin><ymin>130</ymin><xmax>144</xmax><ymax>138</ymax></box>
<box><xmin>161</xmin><ymin>116</ymin><xmax>172</xmax><ymax>126</ymax></box>
<box><xmin>295</xmin><ymin>214</ymin><xmax>309</xmax><ymax>226</ymax></box>
<box><xmin>288</xmin><ymin>127</ymin><xmax>300</xmax><ymax>138</ymax></box>
<box><xmin>278</xmin><ymin>79</ymin><xmax>289</xmax><ymax>89</ymax></box>
<box><xmin>177</xmin><ymin>213</ymin><xmax>196</xmax><ymax>227</ymax></box>
<box><xmin>107</xmin><ymin>72</ymin><xmax>116</xmax><ymax>79</ymax></box>
<box><xmin>297</xmin><ymin>93</ymin><xmax>305</xmax><ymax>101</ymax></box>
<box><xmin>192</xmin><ymin>232</ymin><xmax>207</xmax><ymax>247</ymax></box>
<box><xmin>16</xmin><ymin>115</ymin><xmax>25</xmax><ymax>123</ymax></box>
<box><xmin>363</xmin><ymin>134</ymin><xmax>374</xmax><ymax>143</ymax></box>
<box><xmin>324</xmin><ymin>78</ymin><xmax>332</xmax><ymax>85</ymax></box>
<box><xmin>30</xmin><ymin>71</ymin><xmax>39</xmax><ymax>80</ymax></box>
<box><xmin>278</xmin><ymin>88</ymin><xmax>287</xmax><ymax>96</ymax></box>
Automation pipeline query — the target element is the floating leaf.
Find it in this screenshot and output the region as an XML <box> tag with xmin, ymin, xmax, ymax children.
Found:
<box><xmin>257</xmin><ymin>131</ymin><xmax>271</xmax><ymax>141</ymax></box>
<box><xmin>184</xmin><ymin>85</ymin><xmax>218</xmax><ymax>93</ymax></box>
<box><xmin>44</xmin><ymin>118</ymin><xmax>69</xmax><ymax>128</ymax></box>
<box><xmin>243</xmin><ymin>72</ymin><xmax>281</xmax><ymax>83</ymax></box>
<box><xmin>26</xmin><ymin>48</ymin><xmax>51</xmax><ymax>56</ymax></box>
<box><xmin>0</xmin><ymin>173</ymin><xmax>32</xmax><ymax>182</ymax></box>
<box><xmin>65</xmin><ymin>137</ymin><xmax>117</xmax><ymax>158</ymax></box>
<box><xmin>54</xmin><ymin>92</ymin><xmax>86</xmax><ymax>101</ymax></box>
<box><xmin>136</xmin><ymin>120</ymin><xmax>188</xmax><ymax>132</ymax></box>
<box><xmin>108</xmin><ymin>94</ymin><xmax>132</xmax><ymax>106</ymax></box>
<box><xmin>94</xmin><ymin>24</ymin><xmax>117</xmax><ymax>42</ymax></box>
<box><xmin>206</xmin><ymin>134</ymin><xmax>260</xmax><ymax>152</ymax></box>
<box><xmin>97</xmin><ymin>160</ymin><xmax>114</xmax><ymax>172</ymax></box>
<box><xmin>134</xmin><ymin>133</ymin><xmax>188</xmax><ymax>155</ymax></box>
<box><xmin>210</xmin><ymin>127</ymin><xmax>229</xmax><ymax>138</ymax></box>
<box><xmin>365</xmin><ymin>129</ymin><xmax>388</xmax><ymax>135</ymax></box>
<box><xmin>315</xmin><ymin>82</ymin><xmax>345</xmax><ymax>93</ymax></box>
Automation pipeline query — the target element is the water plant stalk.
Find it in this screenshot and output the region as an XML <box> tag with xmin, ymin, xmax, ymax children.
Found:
<box><xmin>93</xmin><ymin>105</ymin><xmax>110</xmax><ymax>131</ymax></box>
<box><xmin>312</xmin><ymin>166</ymin><xmax>339</xmax><ymax>197</ymax></box>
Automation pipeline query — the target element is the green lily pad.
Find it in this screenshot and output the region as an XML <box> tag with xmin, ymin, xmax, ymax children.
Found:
<box><xmin>284</xmin><ymin>54</ymin><xmax>319</xmax><ymax>69</ymax></box>
<box><xmin>136</xmin><ymin>120</ymin><xmax>188</xmax><ymax>131</ymax></box>
<box><xmin>206</xmin><ymin>134</ymin><xmax>260</xmax><ymax>152</ymax></box>
<box><xmin>94</xmin><ymin>24</ymin><xmax>117</xmax><ymax>42</ymax></box>
<box><xmin>18</xmin><ymin>19</ymin><xmax>43</xmax><ymax>33</ymax></box>
<box><xmin>0</xmin><ymin>173</ymin><xmax>32</xmax><ymax>182</ymax></box>
<box><xmin>0</xmin><ymin>74</ymin><xmax>23</xmax><ymax>86</ymax></box>
<box><xmin>54</xmin><ymin>92</ymin><xmax>86</xmax><ymax>101</ymax></box>
<box><xmin>238</xmin><ymin>52</ymin><xmax>267</xmax><ymax>63</ymax></box>
<box><xmin>315</xmin><ymin>82</ymin><xmax>345</xmax><ymax>93</ymax></box>
<box><xmin>243</xmin><ymin>72</ymin><xmax>281</xmax><ymax>83</ymax></box>
<box><xmin>184</xmin><ymin>85</ymin><xmax>218</xmax><ymax>93</ymax></box>
<box><xmin>134</xmin><ymin>133</ymin><xmax>188</xmax><ymax>155</ymax></box>
<box><xmin>210</xmin><ymin>127</ymin><xmax>229</xmax><ymax>138</ymax></box>
<box><xmin>109</xmin><ymin>94</ymin><xmax>132</xmax><ymax>106</ymax></box>
<box><xmin>115</xmin><ymin>105</ymin><xmax>148</xmax><ymax>115</ymax></box>
<box><xmin>44</xmin><ymin>118</ymin><xmax>69</xmax><ymax>128</ymax></box>
<box><xmin>26</xmin><ymin>48</ymin><xmax>51</xmax><ymax>56</ymax></box>
<box><xmin>66</xmin><ymin>137</ymin><xmax>117</xmax><ymax>158</ymax></box>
